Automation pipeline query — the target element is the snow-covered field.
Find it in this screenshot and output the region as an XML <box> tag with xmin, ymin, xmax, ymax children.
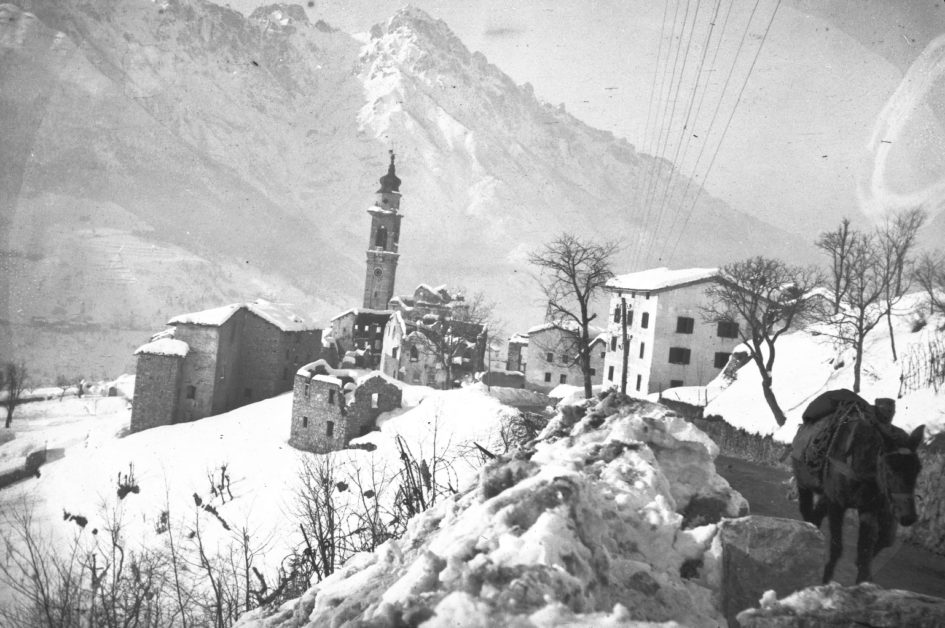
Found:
<box><xmin>0</xmin><ymin>380</ymin><xmax>518</xmax><ymax>583</ymax></box>
<box><xmin>704</xmin><ymin>293</ymin><xmax>945</xmax><ymax>442</ymax></box>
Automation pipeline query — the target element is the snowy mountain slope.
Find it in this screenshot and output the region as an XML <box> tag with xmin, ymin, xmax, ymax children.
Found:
<box><xmin>704</xmin><ymin>292</ymin><xmax>945</xmax><ymax>442</ymax></box>
<box><xmin>1</xmin><ymin>0</ymin><xmax>814</xmax><ymax>381</ymax></box>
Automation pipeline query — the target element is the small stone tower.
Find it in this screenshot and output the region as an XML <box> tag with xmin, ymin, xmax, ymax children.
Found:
<box><xmin>363</xmin><ymin>151</ymin><xmax>403</xmax><ymax>310</ymax></box>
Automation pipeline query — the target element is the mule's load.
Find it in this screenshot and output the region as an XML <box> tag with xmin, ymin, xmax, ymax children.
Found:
<box><xmin>792</xmin><ymin>390</ymin><xmax>876</xmax><ymax>491</ymax></box>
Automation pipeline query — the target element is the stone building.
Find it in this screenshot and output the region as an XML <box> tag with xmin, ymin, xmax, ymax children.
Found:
<box><xmin>329</xmin><ymin>308</ymin><xmax>392</xmax><ymax>369</ymax></box>
<box><xmin>379</xmin><ymin>285</ymin><xmax>487</xmax><ymax>388</ymax></box>
<box><xmin>505</xmin><ymin>334</ymin><xmax>528</xmax><ymax>373</ymax></box>
<box><xmin>516</xmin><ymin>323</ymin><xmax>607</xmax><ymax>392</ymax></box>
<box><xmin>290</xmin><ymin>365</ymin><xmax>402</xmax><ymax>453</ymax></box>
<box><xmin>601</xmin><ymin>267</ymin><xmax>745</xmax><ymax>395</ymax></box>
<box><xmin>130</xmin><ymin>300</ymin><xmax>322</xmax><ymax>433</ymax></box>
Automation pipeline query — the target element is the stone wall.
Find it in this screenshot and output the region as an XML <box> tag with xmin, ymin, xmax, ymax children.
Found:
<box><xmin>130</xmin><ymin>353</ymin><xmax>183</xmax><ymax>432</ymax></box>
<box><xmin>173</xmin><ymin>324</ymin><xmax>221</xmax><ymax>422</ymax></box>
<box><xmin>238</xmin><ymin>311</ymin><xmax>321</xmax><ymax>406</ymax></box>
<box><xmin>213</xmin><ymin>311</ymin><xmax>245</xmax><ymax>413</ymax></box>
<box><xmin>346</xmin><ymin>376</ymin><xmax>402</xmax><ymax>438</ymax></box>
<box><xmin>693</xmin><ymin>414</ymin><xmax>792</xmax><ymax>468</ymax></box>
<box><xmin>290</xmin><ymin>376</ymin><xmax>346</xmax><ymax>454</ymax></box>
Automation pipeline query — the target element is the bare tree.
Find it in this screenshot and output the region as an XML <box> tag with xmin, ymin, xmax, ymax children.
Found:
<box><xmin>815</xmin><ymin>217</ymin><xmax>856</xmax><ymax>314</ymax></box>
<box><xmin>702</xmin><ymin>257</ymin><xmax>823</xmax><ymax>426</ymax></box>
<box><xmin>3</xmin><ymin>361</ymin><xmax>29</xmax><ymax>428</ymax></box>
<box><xmin>913</xmin><ymin>250</ymin><xmax>945</xmax><ymax>318</ymax></box>
<box><xmin>528</xmin><ymin>234</ymin><xmax>617</xmax><ymax>399</ymax></box>
<box><xmin>817</xmin><ymin>231</ymin><xmax>888</xmax><ymax>393</ymax></box>
<box><xmin>293</xmin><ymin>454</ymin><xmax>350</xmax><ymax>582</ymax></box>
<box><xmin>878</xmin><ymin>208</ymin><xmax>926</xmax><ymax>360</ymax></box>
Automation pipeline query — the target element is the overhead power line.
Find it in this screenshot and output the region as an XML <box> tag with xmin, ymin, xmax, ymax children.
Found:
<box><xmin>664</xmin><ymin>0</ymin><xmax>783</xmax><ymax>264</ymax></box>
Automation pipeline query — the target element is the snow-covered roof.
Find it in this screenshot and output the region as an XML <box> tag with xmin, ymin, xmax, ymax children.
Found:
<box><xmin>134</xmin><ymin>338</ymin><xmax>189</xmax><ymax>358</ymax></box>
<box><xmin>168</xmin><ymin>299</ymin><xmax>320</xmax><ymax>332</ymax></box>
<box><xmin>149</xmin><ymin>328</ymin><xmax>176</xmax><ymax>342</ymax></box>
<box><xmin>606</xmin><ymin>267</ymin><xmax>719</xmax><ymax>293</ymax></box>
<box><xmin>526</xmin><ymin>322</ymin><xmax>605</xmax><ymax>337</ymax></box>
<box><xmin>590</xmin><ymin>331</ymin><xmax>610</xmax><ymax>347</ymax></box>
<box><xmin>330</xmin><ymin>307</ymin><xmax>393</xmax><ymax>322</ymax></box>
<box><xmin>169</xmin><ymin>303</ymin><xmax>240</xmax><ymax>327</ymax></box>
<box><xmin>246</xmin><ymin>300</ymin><xmax>321</xmax><ymax>331</ymax></box>
<box><xmin>312</xmin><ymin>374</ymin><xmax>343</xmax><ymax>387</ymax></box>
<box><xmin>508</xmin><ymin>333</ymin><xmax>529</xmax><ymax>345</ymax></box>
<box><xmin>356</xmin><ymin>370</ymin><xmax>405</xmax><ymax>389</ymax></box>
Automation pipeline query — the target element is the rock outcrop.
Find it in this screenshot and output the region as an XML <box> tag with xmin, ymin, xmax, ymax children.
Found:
<box><xmin>717</xmin><ymin>516</ymin><xmax>824</xmax><ymax>627</ymax></box>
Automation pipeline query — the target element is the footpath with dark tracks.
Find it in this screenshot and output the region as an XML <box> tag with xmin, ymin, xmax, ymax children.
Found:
<box><xmin>716</xmin><ymin>455</ymin><xmax>945</xmax><ymax>598</ymax></box>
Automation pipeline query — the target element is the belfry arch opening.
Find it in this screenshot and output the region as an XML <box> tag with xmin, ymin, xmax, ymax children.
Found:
<box><xmin>375</xmin><ymin>225</ymin><xmax>388</xmax><ymax>249</ymax></box>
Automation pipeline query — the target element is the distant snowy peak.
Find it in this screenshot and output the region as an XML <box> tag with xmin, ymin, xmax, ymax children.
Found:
<box><xmin>248</xmin><ymin>3</ymin><xmax>309</xmax><ymax>27</ymax></box>
<box><xmin>358</xmin><ymin>6</ymin><xmax>531</xmax><ymax>136</ymax></box>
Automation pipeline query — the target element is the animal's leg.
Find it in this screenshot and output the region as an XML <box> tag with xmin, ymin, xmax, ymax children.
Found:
<box><xmin>799</xmin><ymin>488</ymin><xmax>829</xmax><ymax>527</ymax></box>
<box><xmin>875</xmin><ymin>508</ymin><xmax>897</xmax><ymax>554</ymax></box>
<box><xmin>811</xmin><ymin>494</ymin><xmax>828</xmax><ymax>528</ymax></box>
<box><xmin>822</xmin><ymin>503</ymin><xmax>845</xmax><ymax>584</ymax></box>
<box><xmin>856</xmin><ymin>510</ymin><xmax>879</xmax><ymax>583</ymax></box>
<box><xmin>798</xmin><ymin>487</ymin><xmax>816</xmax><ymax>523</ymax></box>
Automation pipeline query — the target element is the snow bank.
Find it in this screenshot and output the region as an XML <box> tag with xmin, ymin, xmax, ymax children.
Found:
<box><xmin>704</xmin><ymin>294</ymin><xmax>945</xmax><ymax>442</ymax></box>
<box><xmin>238</xmin><ymin>394</ymin><xmax>747</xmax><ymax>627</ymax></box>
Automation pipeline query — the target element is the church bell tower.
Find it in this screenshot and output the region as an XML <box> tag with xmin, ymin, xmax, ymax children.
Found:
<box><xmin>363</xmin><ymin>151</ymin><xmax>402</xmax><ymax>309</ymax></box>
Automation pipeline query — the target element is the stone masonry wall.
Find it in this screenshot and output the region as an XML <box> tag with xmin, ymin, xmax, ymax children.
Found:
<box><xmin>214</xmin><ymin>311</ymin><xmax>245</xmax><ymax>413</ymax></box>
<box><xmin>173</xmin><ymin>324</ymin><xmax>221</xmax><ymax>422</ymax></box>
<box><xmin>347</xmin><ymin>376</ymin><xmax>402</xmax><ymax>439</ymax></box>
<box><xmin>290</xmin><ymin>376</ymin><xmax>346</xmax><ymax>454</ymax></box>
<box><xmin>130</xmin><ymin>353</ymin><xmax>183</xmax><ymax>432</ymax></box>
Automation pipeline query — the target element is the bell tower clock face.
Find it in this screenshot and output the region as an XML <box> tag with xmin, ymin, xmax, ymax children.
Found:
<box><xmin>373</xmin><ymin>267</ymin><xmax>384</xmax><ymax>279</ymax></box>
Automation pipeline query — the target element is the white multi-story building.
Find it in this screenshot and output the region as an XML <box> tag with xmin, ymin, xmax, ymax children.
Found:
<box><xmin>601</xmin><ymin>267</ymin><xmax>743</xmax><ymax>396</ymax></box>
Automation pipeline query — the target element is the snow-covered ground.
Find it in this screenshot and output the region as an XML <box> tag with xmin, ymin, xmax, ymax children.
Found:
<box><xmin>0</xmin><ymin>380</ymin><xmax>518</xmax><ymax>581</ymax></box>
<box><xmin>704</xmin><ymin>293</ymin><xmax>945</xmax><ymax>442</ymax></box>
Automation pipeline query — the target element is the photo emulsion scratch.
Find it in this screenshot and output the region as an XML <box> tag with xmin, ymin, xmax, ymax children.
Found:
<box><xmin>1</xmin><ymin>0</ymin><xmax>945</xmax><ymax>625</ymax></box>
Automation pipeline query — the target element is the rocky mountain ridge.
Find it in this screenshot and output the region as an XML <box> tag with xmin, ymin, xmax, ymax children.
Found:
<box><xmin>0</xmin><ymin>0</ymin><xmax>813</xmax><ymax>380</ymax></box>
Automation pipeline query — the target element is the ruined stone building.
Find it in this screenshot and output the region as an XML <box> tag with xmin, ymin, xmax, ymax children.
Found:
<box><xmin>510</xmin><ymin>323</ymin><xmax>607</xmax><ymax>392</ymax></box>
<box><xmin>130</xmin><ymin>300</ymin><xmax>322</xmax><ymax>433</ymax></box>
<box><xmin>379</xmin><ymin>284</ymin><xmax>488</xmax><ymax>388</ymax></box>
<box><xmin>601</xmin><ymin>267</ymin><xmax>745</xmax><ymax>395</ymax></box>
<box><xmin>289</xmin><ymin>364</ymin><xmax>402</xmax><ymax>453</ymax></box>
<box><xmin>329</xmin><ymin>308</ymin><xmax>391</xmax><ymax>369</ymax></box>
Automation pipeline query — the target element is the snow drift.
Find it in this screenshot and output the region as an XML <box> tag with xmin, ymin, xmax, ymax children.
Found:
<box><xmin>238</xmin><ymin>394</ymin><xmax>748</xmax><ymax>627</ymax></box>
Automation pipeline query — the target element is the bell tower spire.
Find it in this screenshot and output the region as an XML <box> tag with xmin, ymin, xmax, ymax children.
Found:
<box><xmin>363</xmin><ymin>151</ymin><xmax>402</xmax><ymax>309</ymax></box>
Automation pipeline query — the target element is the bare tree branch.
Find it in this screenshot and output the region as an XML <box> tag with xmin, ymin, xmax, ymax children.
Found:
<box><xmin>528</xmin><ymin>233</ymin><xmax>617</xmax><ymax>398</ymax></box>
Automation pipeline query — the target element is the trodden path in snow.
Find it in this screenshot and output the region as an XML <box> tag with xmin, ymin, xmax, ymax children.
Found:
<box><xmin>716</xmin><ymin>455</ymin><xmax>945</xmax><ymax>598</ymax></box>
